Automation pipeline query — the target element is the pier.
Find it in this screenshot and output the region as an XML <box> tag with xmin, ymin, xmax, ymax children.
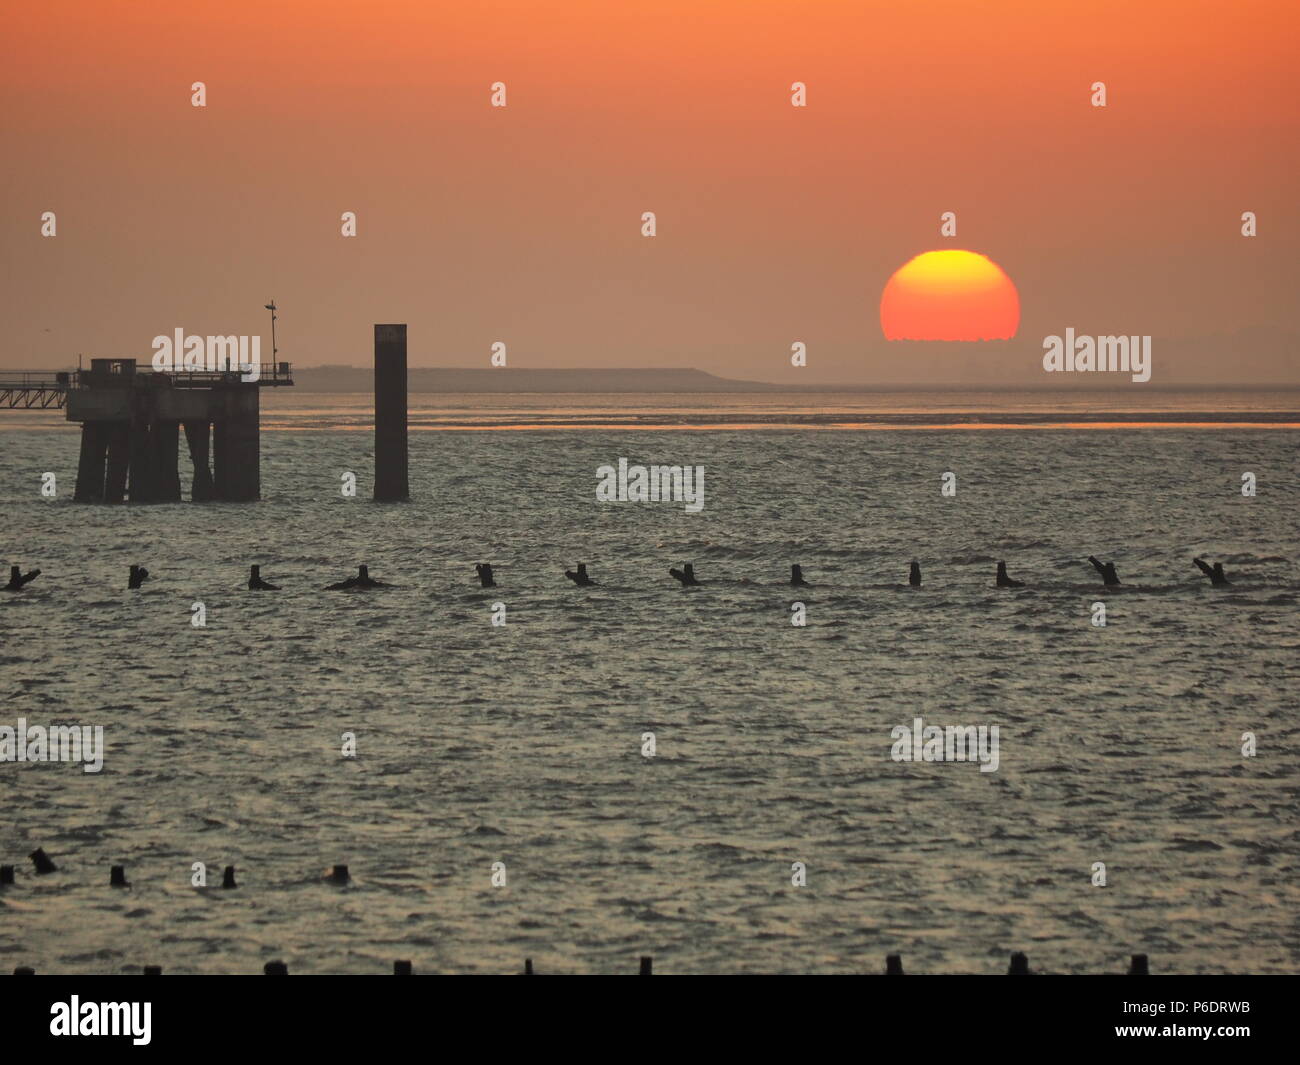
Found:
<box><xmin>1</xmin><ymin>359</ymin><xmax>293</xmax><ymax>502</ymax></box>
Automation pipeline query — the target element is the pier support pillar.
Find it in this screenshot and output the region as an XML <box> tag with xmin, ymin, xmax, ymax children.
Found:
<box><xmin>373</xmin><ymin>323</ymin><xmax>409</xmax><ymax>502</ymax></box>
<box><xmin>212</xmin><ymin>418</ymin><xmax>230</xmax><ymax>500</ymax></box>
<box><xmin>74</xmin><ymin>422</ymin><xmax>109</xmax><ymax>502</ymax></box>
<box><xmin>154</xmin><ymin>421</ymin><xmax>181</xmax><ymax>502</ymax></box>
<box><xmin>104</xmin><ymin>424</ymin><xmax>130</xmax><ymax>503</ymax></box>
<box><xmin>127</xmin><ymin>416</ymin><xmax>156</xmax><ymax>502</ymax></box>
<box><xmin>229</xmin><ymin>388</ymin><xmax>260</xmax><ymax>501</ymax></box>
<box><xmin>185</xmin><ymin>420</ymin><xmax>214</xmax><ymax>501</ymax></box>
<box><xmin>212</xmin><ymin>385</ymin><xmax>260</xmax><ymax>501</ymax></box>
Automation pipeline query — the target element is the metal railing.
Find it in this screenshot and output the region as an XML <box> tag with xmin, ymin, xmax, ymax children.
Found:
<box><xmin>0</xmin><ymin>364</ymin><xmax>294</xmax><ymax>407</ymax></box>
<box><xmin>0</xmin><ymin>372</ymin><xmax>71</xmax><ymax>409</ymax></box>
<box><xmin>147</xmin><ymin>362</ymin><xmax>294</xmax><ymax>387</ymax></box>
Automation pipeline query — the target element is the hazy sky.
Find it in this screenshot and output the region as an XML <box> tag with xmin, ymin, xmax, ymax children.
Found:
<box><xmin>3</xmin><ymin>0</ymin><xmax>1297</xmax><ymax>385</ymax></box>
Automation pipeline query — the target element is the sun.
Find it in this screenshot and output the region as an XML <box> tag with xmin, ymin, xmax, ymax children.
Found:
<box><xmin>880</xmin><ymin>249</ymin><xmax>1020</xmax><ymax>341</ymax></box>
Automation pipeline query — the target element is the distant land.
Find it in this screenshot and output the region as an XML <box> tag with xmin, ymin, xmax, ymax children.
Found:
<box><xmin>294</xmin><ymin>366</ymin><xmax>788</xmax><ymax>393</ymax></box>
<box><xmin>285</xmin><ymin>326</ymin><xmax>1299</xmax><ymax>391</ymax></box>
<box><xmin>289</xmin><ymin>364</ymin><xmax>1300</xmax><ymax>394</ymax></box>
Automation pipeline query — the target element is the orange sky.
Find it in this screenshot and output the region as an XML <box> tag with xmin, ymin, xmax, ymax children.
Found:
<box><xmin>2</xmin><ymin>0</ymin><xmax>1297</xmax><ymax>385</ymax></box>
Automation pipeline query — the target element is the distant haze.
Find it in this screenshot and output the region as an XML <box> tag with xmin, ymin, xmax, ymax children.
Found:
<box><xmin>290</xmin><ymin>339</ymin><xmax>1300</xmax><ymax>392</ymax></box>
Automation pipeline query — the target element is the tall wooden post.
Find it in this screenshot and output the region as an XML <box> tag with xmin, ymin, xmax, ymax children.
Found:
<box><xmin>373</xmin><ymin>324</ymin><xmax>409</xmax><ymax>502</ymax></box>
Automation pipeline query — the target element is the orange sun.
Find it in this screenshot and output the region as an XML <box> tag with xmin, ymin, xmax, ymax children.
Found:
<box><xmin>880</xmin><ymin>249</ymin><xmax>1020</xmax><ymax>341</ymax></box>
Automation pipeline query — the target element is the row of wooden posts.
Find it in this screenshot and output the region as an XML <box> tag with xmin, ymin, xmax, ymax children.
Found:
<box><xmin>6</xmin><ymin>852</ymin><xmax>1154</xmax><ymax>975</ymax></box>
<box><xmin>10</xmin><ymin>954</ymin><xmax>1155</xmax><ymax>976</ymax></box>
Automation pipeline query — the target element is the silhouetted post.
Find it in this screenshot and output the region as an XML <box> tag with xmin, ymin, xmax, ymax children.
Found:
<box><xmin>329</xmin><ymin>864</ymin><xmax>350</xmax><ymax>884</ymax></box>
<box><xmin>0</xmin><ymin>865</ymin><xmax>14</xmax><ymax>885</ymax></box>
<box><xmin>229</xmin><ymin>388</ymin><xmax>260</xmax><ymax>501</ymax></box>
<box><xmin>143</xmin><ymin>966</ymin><xmax>162</xmax><ymax>976</ymax></box>
<box><xmin>104</xmin><ymin>424</ymin><xmax>130</xmax><ymax>503</ymax></box>
<box><xmin>885</xmin><ymin>954</ymin><xmax>904</xmax><ymax>975</ymax></box>
<box><xmin>222</xmin><ymin>865</ymin><xmax>238</xmax><ymax>889</ymax></box>
<box><xmin>110</xmin><ymin>865</ymin><xmax>129</xmax><ymax>887</ymax></box>
<box><xmin>127</xmin><ymin>412</ymin><xmax>156</xmax><ymax>502</ymax></box>
<box><xmin>523</xmin><ymin>958</ymin><xmax>534</xmax><ymax>975</ymax></box>
<box><xmin>639</xmin><ymin>956</ymin><xmax>652</xmax><ymax>975</ymax></box>
<box><xmin>154</xmin><ymin>420</ymin><xmax>181</xmax><ymax>501</ymax></box>
<box><xmin>373</xmin><ymin>324</ymin><xmax>409</xmax><ymax>502</ymax></box>
<box><xmin>1128</xmin><ymin>954</ymin><xmax>1149</xmax><ymax>975</ymax></box>
<box><xmin>74</xmin><ymin>422</ymin><xmax>109</xmax><ymax>501</ymax></box>
<box><xmin>212</xmin><ymin>385</ymin><xmax>260</xmax><ymax>501</ymax></box>
<box><xmin>4</xmin><ymin>565</ymin><xmax>39</xmax><ymax>591</ymax></box>
<box><xmin>29</xmin><ymin>848</ymin><xmax>56</xmax><ymax>874</ymax></box>
<box><xmin>264</xmin><ymin>961</ymin><xmax>288</xmax><ymax>975</ymax></box>
<box><xmin>1008</xmin><ymin>952</ymin><xmax>1029</xmax><ymax>975</ymax></box>
<box><xmin>184</xmin><ymin>421</ymin><xmax>214</xmax><ymax>501</ymax></box>
<box><xmin>394</xmin><ymin>960</ymin><xmax>412</xmax><ymax>975</ymax></box>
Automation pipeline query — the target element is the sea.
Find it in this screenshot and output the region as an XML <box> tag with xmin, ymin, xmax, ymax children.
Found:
<box><xmin>2</xmin><ymin>390</ymin><xmax>1298</xmax><ymax>974</ymax></box>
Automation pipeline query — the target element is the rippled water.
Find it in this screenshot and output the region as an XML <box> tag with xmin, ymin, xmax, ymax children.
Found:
<box><xmin>2</xmin><ymin>426</ymin><xmax>1298</xmax><ymax>973</ymax></box>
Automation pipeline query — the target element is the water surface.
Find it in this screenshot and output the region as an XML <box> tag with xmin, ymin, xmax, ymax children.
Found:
<box><xmin>1</xmin><ymin>425</ymin><xmax>1297</xmax><ymax>973</ymax></box>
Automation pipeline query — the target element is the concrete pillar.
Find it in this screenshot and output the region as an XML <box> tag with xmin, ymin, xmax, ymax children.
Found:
<box><xmin>154</xmin><ymin>421</ymin><xmax>181</xmax><ymax>502</ymax></box>
<box><xmin>127</xmin><ymin>416</ymin><xmax>155</xmax><ymax>502</ymax></box>
<box><xmin>212</xmin><ymin>418</ymin><xmax>231</xmax><ymax>500</ymax></box>
<box><xmin>229</xmin><ymin>386</ymin><xmax>260</xmax><ymax>501</ymax></box>
<box><xmin>373</xmin><ymin>323</ymin><xmax>409</xmax><ymax>502</ymax></box>
<box><xmin>212</xmin><ymin>384</ymin><xmax>260</xmax><ymax>501</ymax></box>
<box><xmin>104</xmin><ymin>424</ymin><xmax>130</xmax><ymax>503</ymax></box>
<box><xmin>74</xmin><ymin>422</ymin><xmax>109</xmax><ymax>502</ymax></box>
<box><xmin>184</xmin><ymin>420</ymin><xmax>214</xmax><ymax>501</ymax></box>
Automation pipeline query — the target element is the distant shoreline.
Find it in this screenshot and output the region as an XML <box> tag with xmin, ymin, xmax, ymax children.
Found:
<box><xmin>5</xmin><ymin>411</ymin><xmax>1299</xmax><ymax>432</ymax></box>
<box><xmin>4</xmin><ymin>377</ymin><xmax>1299</xmax><ymax>432</ymax></box>
<box><xmin>284</xmin><ymin>367</ymin><xmax>1300</xmax><ymax>394</ymax></box>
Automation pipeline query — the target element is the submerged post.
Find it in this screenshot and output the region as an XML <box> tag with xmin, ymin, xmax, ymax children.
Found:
<box><xmin>29</xmin><ymin>848</ymin><xmax>57</xmax><ymax>874</ymax></box>
<box><xmin>373</xmin><ymin>323</ymin><xmax>409</xmax><ymax>502</ymax></box>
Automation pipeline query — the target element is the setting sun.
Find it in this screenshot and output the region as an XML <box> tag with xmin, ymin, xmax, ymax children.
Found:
<box><xmin>880</xmin><ymin>250</ymin><xmax>1020</xmax><ymax>341</ymax></box>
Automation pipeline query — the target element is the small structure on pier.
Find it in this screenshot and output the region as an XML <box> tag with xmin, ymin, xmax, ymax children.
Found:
<box><xmin>62</xmin><ymin>358</ymin><xmax>293</xmax><ymax>503</ymax></box>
